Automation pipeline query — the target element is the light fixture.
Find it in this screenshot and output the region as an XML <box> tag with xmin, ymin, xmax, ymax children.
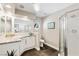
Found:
<box><xmin>7</xmin><ymin>11</ymin><xmax>12</xmax><ymax>16</ymax></box>
<box><xmin>22</xmin><ymin>16</ymin><xmax>30</xmax><ymax>21</ymax></box>
<box><xmin>23</xmin><ymin>16</ymin><xmax>28</xmax><ymax>19</ymax></box>
<box><xmin>5</xmin><ymin>5</ymin><xmax>11</xmax><ymax>8</ymax></box>
<box><xmin>33</xmin><ymin>3</ymin><xmax>40</xmax><ymax>12</ymax></box>
<box><xmin>0</xmin><ymin>4</ymin><xmax>4</xmax><ymax>11</ymax></box>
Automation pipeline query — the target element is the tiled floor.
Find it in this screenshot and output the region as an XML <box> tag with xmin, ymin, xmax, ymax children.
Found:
<box><xmin>21</xmin><ymin>44</ymin><xmax>58</xmax><ymax>56</ymax></box>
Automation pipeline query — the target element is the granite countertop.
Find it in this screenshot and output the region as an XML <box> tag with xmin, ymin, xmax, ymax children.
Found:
<box><xmin>0</xmin><ymin>33</ymin><xmax>30</xmax><ymax>44</ymax></box>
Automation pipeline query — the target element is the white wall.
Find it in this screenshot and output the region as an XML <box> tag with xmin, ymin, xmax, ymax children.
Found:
<box><xmin>43</xmin><ymin>16</ymin><xmax>59</xmax><ymax>50</ymax></box>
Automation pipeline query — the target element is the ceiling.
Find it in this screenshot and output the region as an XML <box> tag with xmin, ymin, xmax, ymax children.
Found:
<box><xmin>15</xmin><ymin>3</ymin><xmax>73</xmax><ymax>17</ymax></box>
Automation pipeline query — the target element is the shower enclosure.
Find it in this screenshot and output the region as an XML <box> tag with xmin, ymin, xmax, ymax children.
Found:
<box><xmin>59</xmin><ymin>9</ymin><xmax>79</xmax><ymax>56</ymax></box>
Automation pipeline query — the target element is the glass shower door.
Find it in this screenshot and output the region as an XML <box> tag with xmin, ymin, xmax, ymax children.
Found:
<box><xmin>65</xmin><ymin>10</ymin><xmax>79</xmax><ymax>56</ymax></box>
<box><xmin>59</xmin><ymin>9</ymin><xmax>79</xmax><ymax>56</ymax></box>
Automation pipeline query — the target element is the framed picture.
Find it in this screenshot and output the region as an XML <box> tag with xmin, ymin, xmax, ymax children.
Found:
<box><xmin>48</xmin><ymin>22</ymin><xmax>55</xmax><ymax>29</ymax></box>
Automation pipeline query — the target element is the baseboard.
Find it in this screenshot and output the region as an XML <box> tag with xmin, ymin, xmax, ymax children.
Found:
<box><xmin>44</xmin><ymin>42</ymin><xmax>59</xmax><ymax>51</ymax></box>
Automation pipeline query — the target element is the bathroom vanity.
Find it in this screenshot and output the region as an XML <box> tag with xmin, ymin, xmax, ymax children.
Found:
<box><xmin>0</xmin><ymin>33</ymin><xmax>36</xmax><ymax>56</ymax></box>
<box><xmin>20</xmin><ymin>35</ymin><xmax>35</xmax><ymax>55</ymax></box>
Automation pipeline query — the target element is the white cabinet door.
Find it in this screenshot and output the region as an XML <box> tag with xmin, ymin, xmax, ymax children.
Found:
<box><xmin>31</xmin><ymin>36</ymin><xmax>35</xmax><ymax>47</ymax></box>
<box><xmin>0</xmin><ymin>42</ymin><xmax>20</xmax><ymax>56</ymax></box>
<box><xmin>20</xmin><ymin>38</ymin><xmax>26</xmax><ymax>54</ymax></box>
<box><xmin>20</xmin><ymin>36</ymin><xmax>35</xmax><ymax>55</ymax></box>
<box><xmin>26</xmin><ymin>36</ymin><xmax>35</xmax><ymax>48</ymax></box>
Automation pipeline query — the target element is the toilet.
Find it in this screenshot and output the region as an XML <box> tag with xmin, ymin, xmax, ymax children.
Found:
<box><xmin>40</xmin><ymin>39</ymin><xmax>44</xmax><ymax>47</ymax></box>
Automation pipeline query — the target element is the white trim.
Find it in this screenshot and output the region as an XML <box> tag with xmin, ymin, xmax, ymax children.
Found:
<box><xmin>19</xmin><ymin>47</ymin><xmax>35</xmax><ymax>56</ymax></box>
<box><xmin>44</xmin><ymin>42</ymin><xmax>59</xmax><ymax>51</ymax></box>
<box><xmin>35</xmin><ymin>47</ymin><xmax>40</xmax><ymax>51</ymax></box>
<box><xmin>58</xmin><ymin>53</ymin><xmax>61</xmax><ymax>56</ymax></box>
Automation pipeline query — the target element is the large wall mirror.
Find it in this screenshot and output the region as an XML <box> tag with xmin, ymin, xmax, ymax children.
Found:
<box><xmin>14</xmin><ymin>18</ymin><xmax>32</xmax><ymax>33</ymax></box>
<box><xmin>6</xmin><ymin>16</ymin><xmax>12</xmax><ymax>32</ymax></box>
<box><xmin>0</xmin><ymin>16</ymin><xmax>5</xmax><ymax>34</ymax></box>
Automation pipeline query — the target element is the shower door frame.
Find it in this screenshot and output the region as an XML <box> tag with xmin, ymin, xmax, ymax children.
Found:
<box><xmin>59</xmin><ymin>14</ymin><xmax>68</xmax><ymax>56</ymax></box>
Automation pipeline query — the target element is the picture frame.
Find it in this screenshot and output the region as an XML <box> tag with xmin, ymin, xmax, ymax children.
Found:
<box><xmin>48</xmin><ymin>22</ymin><xmax>55</xmax><ymax>29</ymax></box>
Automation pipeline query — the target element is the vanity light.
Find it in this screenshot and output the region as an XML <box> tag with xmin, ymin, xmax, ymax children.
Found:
<box><xmin>0</xmin><ymin>4</ymin><xmax>4</xmax><ymax>12</ymax></box>
<box><xmin>6</xmin><ymin>11</ymin><xmax>12</xmax><ymax>16</ymax></box>
<box><xmin>23</xmin><ymin>16</ymin><xmax>28</xmax><ymax>20</ymax></box>
<box><xmin>22</xmin><ymin>16</ymin><xmax>30</xmax><ymax>21</ymax></box>
<box><xmin>5</xmin><ymin>5</ymin><xmax>11</xmax><ymax>8</ymax></box>
<box><xmin>33</xmin><ymin>3</ymin><xmax>40</xmax><ymax>12</ymax></box>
